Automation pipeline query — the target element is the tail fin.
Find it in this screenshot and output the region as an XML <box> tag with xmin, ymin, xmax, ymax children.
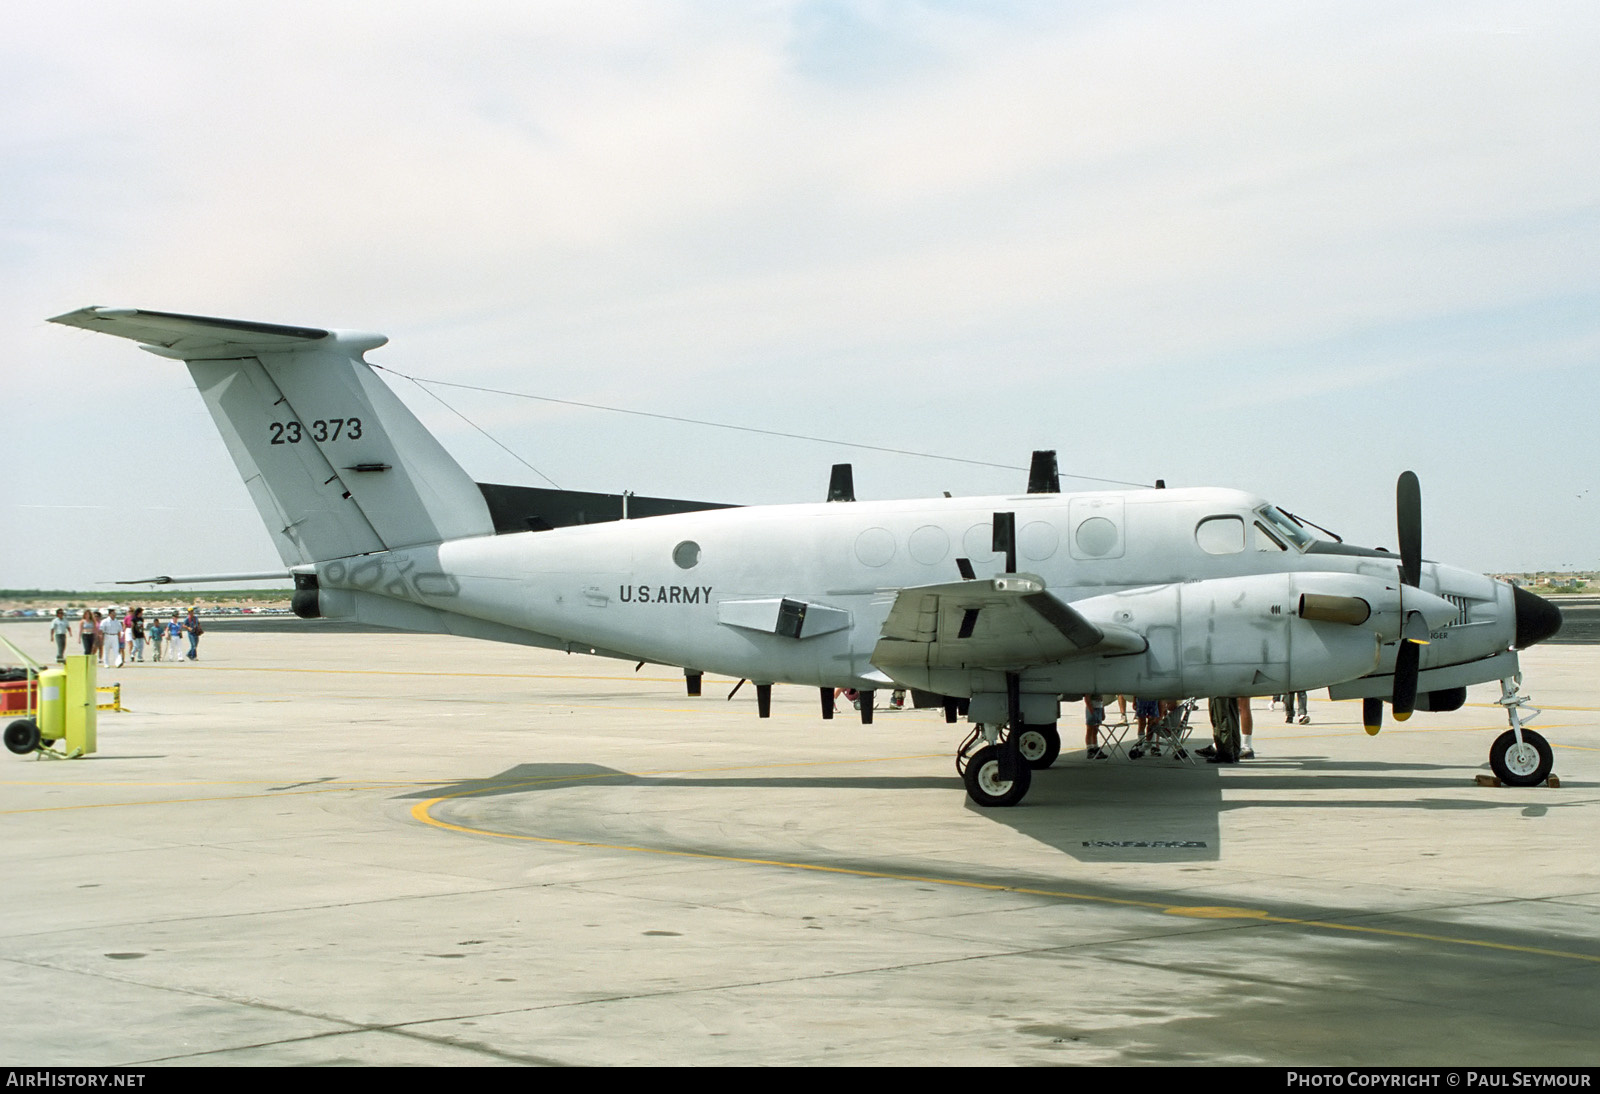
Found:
<box><xmin>50</xmin><ymin>307</ymin><xmax>493</xmax><ymax>566</ymax></box>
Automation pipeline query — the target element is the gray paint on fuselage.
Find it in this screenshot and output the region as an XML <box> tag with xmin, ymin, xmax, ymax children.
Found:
<box><xmin>303</xmin><ymin>486</ymin><xmax>1512</xmax><ymax>696</ymax></box>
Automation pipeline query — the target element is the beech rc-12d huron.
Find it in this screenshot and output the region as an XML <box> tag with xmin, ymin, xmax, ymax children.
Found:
<box><xmin>51</xmin><ymin>307</ymin><xmax>1565</xmax><ymax>806</ymax></box>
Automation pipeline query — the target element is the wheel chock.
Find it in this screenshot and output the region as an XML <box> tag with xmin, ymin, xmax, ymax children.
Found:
<box><xmin>1474</xmin><ymin>773</ymin><xmax>1561</xmax><ymax>788</ymax></box>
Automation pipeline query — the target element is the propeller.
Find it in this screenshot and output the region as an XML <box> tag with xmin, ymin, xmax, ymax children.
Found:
<box><xmin>1361</xmin><ymin>471</ymin><xmax>1425</xmax><ymax>734</ymax></box>
<box><xmin>1391</xmin><ymin>470</ymin><xmax>1425</xmax><ymax>723</ymax></box>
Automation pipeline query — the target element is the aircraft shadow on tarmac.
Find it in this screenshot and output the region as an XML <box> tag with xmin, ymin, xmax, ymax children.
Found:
<box><xmin>396</xmin><ymin>762</ymin><xmax>953</xmax><ymax>801</ymax></box>
<box><xmin>397</xmin><ymin>750</ymin><xmax>1584</xmax><ymax>864</ymax></box>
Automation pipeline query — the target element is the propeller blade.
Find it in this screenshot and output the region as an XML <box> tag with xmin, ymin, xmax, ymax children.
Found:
<box><xmin>1397</xmin><ymin>470</ymin><xmax>1421</xmax><ymax>587</ymax></box>
<box><xmin>1392</xmin><ymin>639</ymin><xmax>1420</xmax><ymax>720</ymax></box>
<box><xmin>1362</xmin><ymin>696</ymin><xmax>1384</xmax><ymax>736</ymax></box>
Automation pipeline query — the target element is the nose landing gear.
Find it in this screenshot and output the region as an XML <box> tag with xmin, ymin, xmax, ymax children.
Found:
<box><xmin>1489</xmin><ymin>675</ymin><xmax>1554</xmax><ymax>786</ymax></box>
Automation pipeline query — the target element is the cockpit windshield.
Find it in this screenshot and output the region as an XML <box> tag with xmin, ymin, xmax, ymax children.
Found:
<box><xmin>1257</xmin><ymin>505</ymin><xmax>1314</xmax><ymax>551</ymax></box>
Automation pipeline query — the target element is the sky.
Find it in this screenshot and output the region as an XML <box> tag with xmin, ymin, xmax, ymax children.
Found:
<box><xmin>4</xmin><ymin>0</ymin><xmax>1599</xmax><ymax>592</ymax></box>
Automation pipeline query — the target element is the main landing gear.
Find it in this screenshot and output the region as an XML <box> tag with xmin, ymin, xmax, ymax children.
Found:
<box><xmin>955</xmin><ymin>723</ymin><xmax>1059</xmax><ymax>807</ymax></box>
<box><xmin>1489</xmin><ymin>675</ymin><xmax>1554</xmax><ymax>786</ymax></box>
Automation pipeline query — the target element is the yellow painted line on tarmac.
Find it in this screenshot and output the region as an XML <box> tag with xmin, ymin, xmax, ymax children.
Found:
<box><xmin>0</xmin><ymin>781</ymin><xmax>418</xmax><ymax>815</ymax></box>
<box><xmin>0</xmin><ymin>754</ymin><xmax>949</xmax><ymax>815</ymax></box>
<box><xmin>1260</xmin><ymin>721</ymin><xmax>1599</xmax><ymax>752</ymax></box>
<box><xmin>1464</xmin><ymin>701</ymin><xmax>1600</xmax><ymax>713</ymax></box>
<box><xmin>171</xmin><ymin>664</ymin><xmax>704</xmax><ymax>684</ymax></box>
<box><xmin>409</xmin><ymin>769</ymin><xmax>1600</xmax><ymax>968</ymax></box>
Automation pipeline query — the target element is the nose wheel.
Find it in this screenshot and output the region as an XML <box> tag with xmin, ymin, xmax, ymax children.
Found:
<box><xmin>1490</xmin><ymin>730</ymin><xmax>1553</xmax><ymax>786</ymax></box>
<box><xmin>1491</xmin><ymin>676</ymin><xmax>1554</xmax><ymax>786</ymax></box>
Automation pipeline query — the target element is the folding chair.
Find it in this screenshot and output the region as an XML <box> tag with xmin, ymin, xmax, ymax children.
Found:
<box><xmin>1151</xmin><ymin>699</ymin><xmax>1199</xmax><ymax>764</ymax></box>
<box><xmin>1095</xmin><ymin>714</ymin><xmax>1134</xmax><ymax>760</ymax></box>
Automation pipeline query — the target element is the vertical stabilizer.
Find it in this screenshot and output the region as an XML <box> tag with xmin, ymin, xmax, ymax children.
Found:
<box><xmin>49</xmin><ymin>307</ymin><xmax>494</xmax><ymax>566</ymax></box>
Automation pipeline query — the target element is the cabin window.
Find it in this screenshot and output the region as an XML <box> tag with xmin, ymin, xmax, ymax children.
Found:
<box><xmin>1074</xmin><ymin>516</ymin><xmax>1118</xmax><ymax>558</ymax></box>
<box><xmin>673</xmin><ymin>540</ymin><xmax>701</xmax><ymax>569</ymax></box>
<box><xmin>1196</xmin><ymin>516</ymin><xmax>1245</xmax><ymax>555</ymax></box>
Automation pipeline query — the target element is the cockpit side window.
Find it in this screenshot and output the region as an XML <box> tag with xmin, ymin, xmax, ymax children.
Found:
<box><xmin>1257</xmin><ymin>506</ymin><xmax>1312</xmax><ymax>551</ymax></box>
<box><xmin>1254</xmin><ymin>521</ymin><xmax>1287</xmax><ymax>552</ymax></box>
<box><xmin>1196</xmin><ymin>515</ymin><xmax>1245</xmax><ymax>555</ymax></box>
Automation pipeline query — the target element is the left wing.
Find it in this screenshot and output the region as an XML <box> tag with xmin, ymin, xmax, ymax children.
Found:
<box><xmin>871</xmin><ymin>573</ymin><xmax>1146</xmax><ymax>672</ymax></box>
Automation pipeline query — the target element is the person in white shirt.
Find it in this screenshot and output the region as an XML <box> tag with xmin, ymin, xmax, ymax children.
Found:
<box><xmin>100</xmin><ymin>608</ymin><xmax>123</xmax><ymax>668</ymax></box>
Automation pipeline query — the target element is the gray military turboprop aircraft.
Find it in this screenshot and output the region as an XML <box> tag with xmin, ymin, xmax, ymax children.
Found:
<box><xmin>51</xmin><ymin>306</ymin><xmax>1564</xmax><ymax>807</ymax></box>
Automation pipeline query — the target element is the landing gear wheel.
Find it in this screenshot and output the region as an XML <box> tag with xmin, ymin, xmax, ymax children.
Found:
<box><xmin>1490</xmin><ymin>729</ymin><xmax>1553</xmax><ymax>787</ymax></box>
<box><xmin>1015</xmin><ymin>724</ymin><xmax>1060</xmax><ymax>769</ymax></box>
<box><xmin>5</xmin><ymin>719</ymin><xmax>41</xmax><ymax>755</ymax></box>
<box><xmin>962</xmin><ymin>745</ymin><xmax>1032</xmax><ymax>807</ymax></box>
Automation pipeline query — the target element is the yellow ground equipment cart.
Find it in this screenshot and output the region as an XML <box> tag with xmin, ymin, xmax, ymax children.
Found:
<box><xmin>1</xmin><ymin>635</ymin><xmax>97</xmax><ymax>759</ymax></box>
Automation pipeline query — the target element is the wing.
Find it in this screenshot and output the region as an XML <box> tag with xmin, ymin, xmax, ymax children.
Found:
<box><xmin>871</xmin><ymin>573</ymin><xmax>1146</xmax><ymax>672</ymax></box>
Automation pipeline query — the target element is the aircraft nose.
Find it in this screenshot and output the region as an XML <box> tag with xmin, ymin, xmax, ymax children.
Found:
<box><xmin>1513</xmin><ymin>585</ymin><xmax>1563</xmax><ymax>649</ymax></box>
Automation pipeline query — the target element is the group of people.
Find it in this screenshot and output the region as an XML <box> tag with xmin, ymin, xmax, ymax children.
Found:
<box><xmin>52</xmin><ymin>606</ymin><xmax>204</xmax><ymax>667</ymax></box>
<box><xmin>1083</xmin><ymin>693</ymin><xmax>1313</xmax><ymax>764</ymax></box>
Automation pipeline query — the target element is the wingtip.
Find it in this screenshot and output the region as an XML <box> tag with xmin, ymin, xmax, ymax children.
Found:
<box><xmin>47</xmin><ymin>305</ymin><xmax>136</xmax><ymax>325</ymax></box>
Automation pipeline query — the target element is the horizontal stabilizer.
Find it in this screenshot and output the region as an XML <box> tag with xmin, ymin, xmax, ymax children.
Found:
<box><xmin>111</xmin><ymin>571</ymin><xmax>291</xmax><ymax>586</ymax></box>
<box><xmin>49</xmin><ymin>307</ymin><xmax>334</xmax><ymax>358</ymax></box>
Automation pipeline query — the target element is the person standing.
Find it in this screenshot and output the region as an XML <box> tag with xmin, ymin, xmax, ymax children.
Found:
<box><xmin>50</xmin><ymin>609</ymin><xmax>72</xmax><ymax>662</ymax></box>
<box><xmin>100</xmin><ymin>607</ymin><xmax>123</xmax><ymax>669</ymax></box>
<box><xmin>1207</xmin><ymin>697</ymin><xmax>1241</xmax><ymax>763</ymax></box>
<box><xmin>78</xmin><ymin>609</ymin><xmax>98</xmax><ymax>657</ymax></box>
<box><xmin>167</xmin><ymin>614</ymin><xmax>184</xmax><ymax>662</ymax></box>
<box><xmin>149</xmin><ymin>614</ymin><xmax>165</xmax><ymax>662</ymax></box>
<box><xmin>1283</xmin><ymin>690</ymin><xmax>1309</xmax><ymax>726</ymax></box>
<box><xmin>184</xmin><ymin>607</ymin><xmax>203</xmax><ymax>661</ymax></box>
<box><xmin>130</xmin><ymin>607</ymin><xmax>146</xmax><ymax>663</ymax></box>
<box><xmin>1084</xmin><ymin>695</ymin><xmax>1108</xmax><ymax>759</ymax></box>
<box><xmin>1129</xmin><ymin>697</ymin><xmax>1161</xmax><ymax>758</ymax></box>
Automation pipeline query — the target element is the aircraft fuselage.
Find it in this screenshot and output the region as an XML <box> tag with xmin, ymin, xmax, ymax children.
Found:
<box><xmin>302</xmin><ymin>486</ymin><xmax>1523</xmax><ymax>706</ymax></box>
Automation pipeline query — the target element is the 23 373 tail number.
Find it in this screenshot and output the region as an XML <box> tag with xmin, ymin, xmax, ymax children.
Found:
<box><xmin>269</xmin><ymin>418</ymin><xmax>363</xmax><ymax>444</ymax></box>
